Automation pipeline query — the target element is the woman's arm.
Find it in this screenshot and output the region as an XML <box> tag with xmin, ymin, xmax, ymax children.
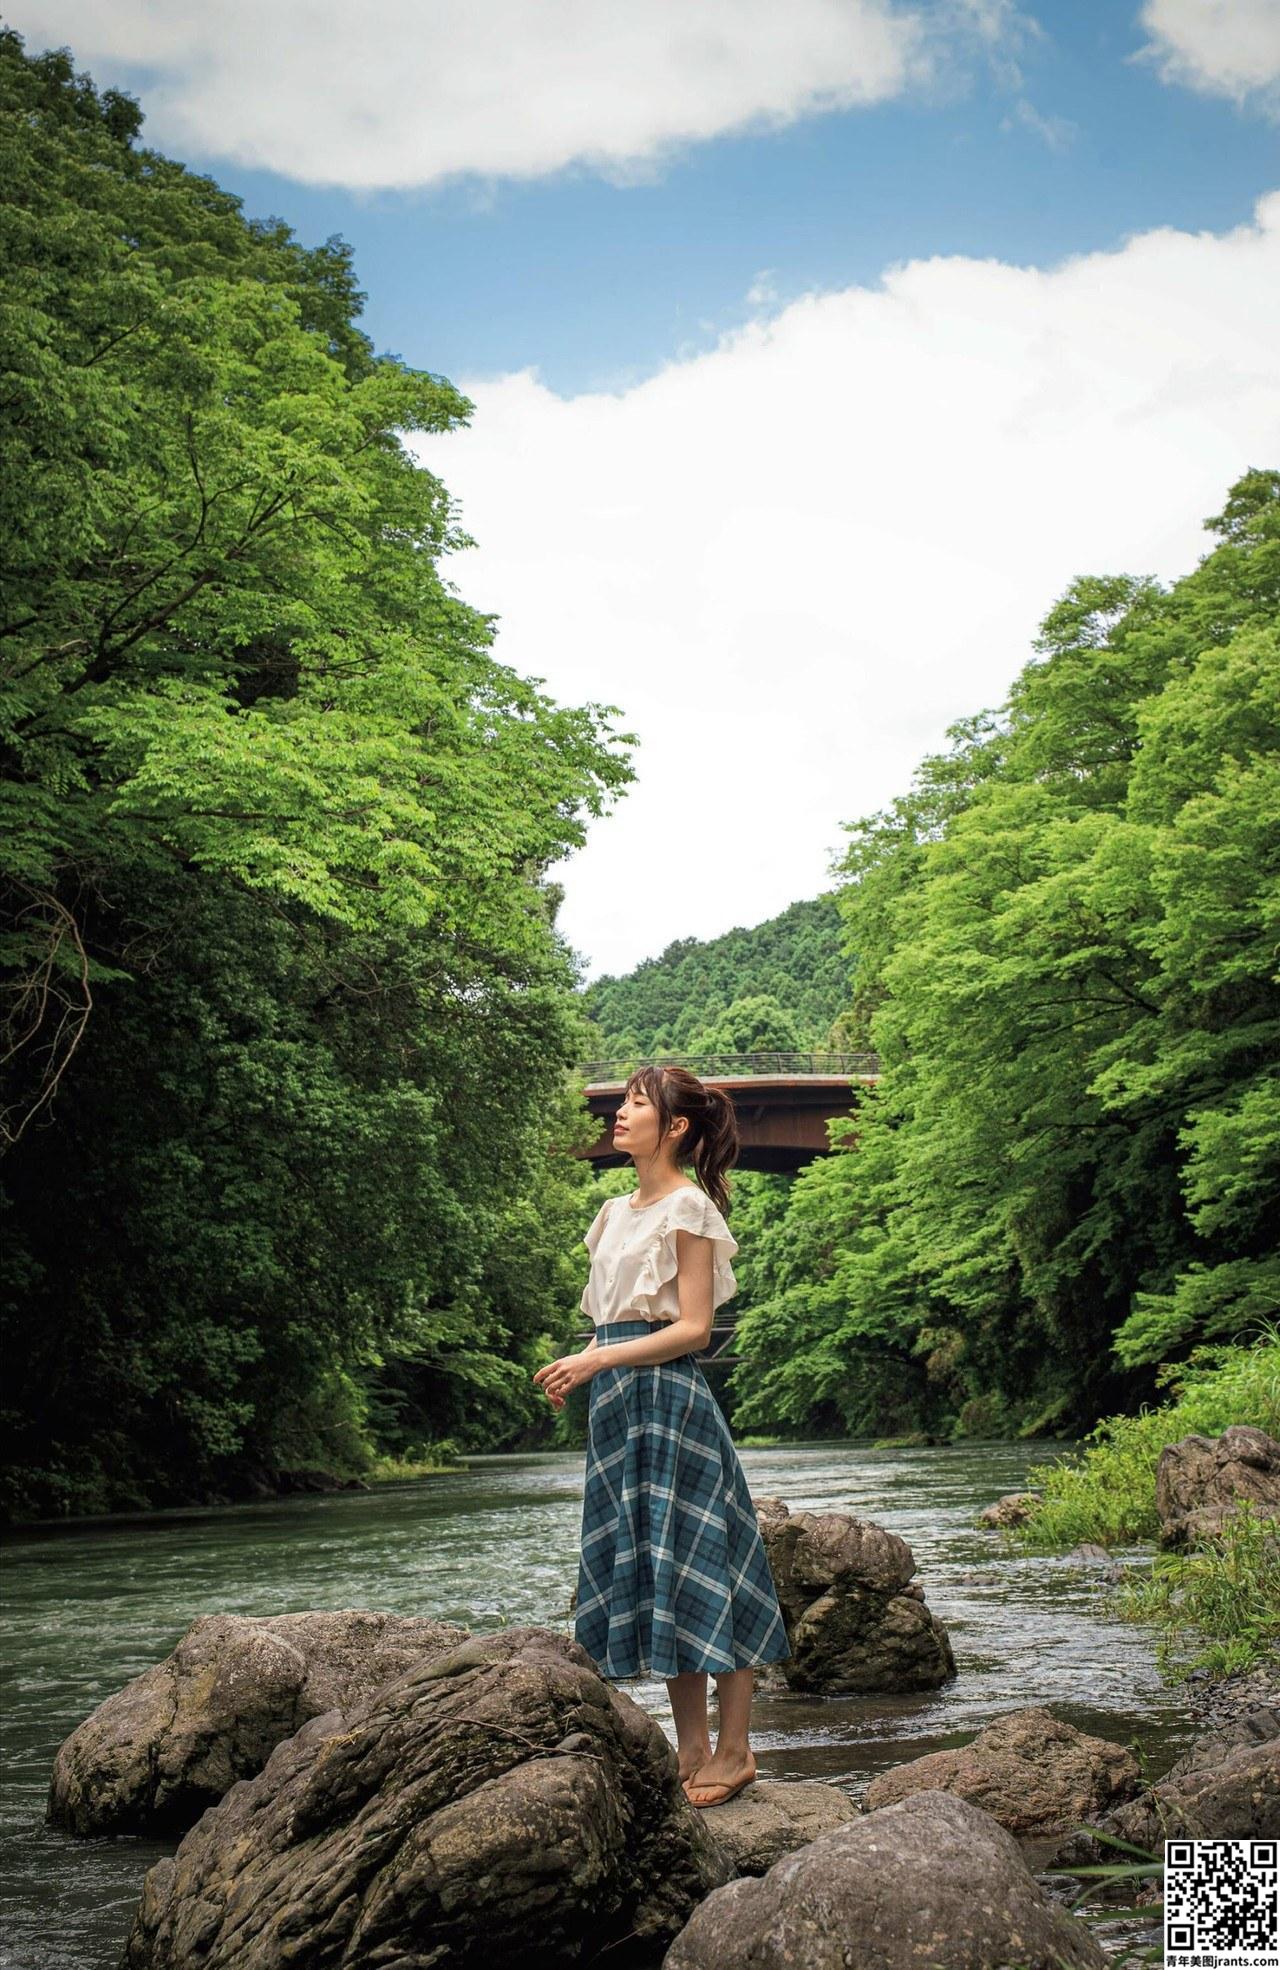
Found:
<box><xmin>581</xmin><ymin>1228</ymin><xmax>714</xmax><ymax>1370</ymax></box>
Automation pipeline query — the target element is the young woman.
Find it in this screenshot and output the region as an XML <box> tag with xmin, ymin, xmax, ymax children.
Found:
<box><xmin>533</xmin><ymin>1064</ymin><xmax>791</xmax><ymax>1809</ymax></box>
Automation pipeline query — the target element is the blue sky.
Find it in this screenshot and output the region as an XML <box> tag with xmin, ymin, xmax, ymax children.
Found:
<box><xmin>224</xmin><ymin>12</ymin><xmax>1274</xmax><ymax>394</ymax></box>
<box><xmin>12</xmin><ymin>1</ymin><xmax>1280</xmax><ymax>978</ymax></box>
<box><xmin>21</xmin><ymin>2</ymin><xmax>1278</xmax><ymax>394</ymax></box>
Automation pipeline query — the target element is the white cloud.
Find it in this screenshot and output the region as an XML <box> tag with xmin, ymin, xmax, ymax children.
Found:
<box><xmin>943</xmin><ymin>0</ymin><xmax>1044</xmax><ymax>92</ymax></box>
<box><xmin>1138</xmin><ymin>0</ymin><xmax>1280</xmax><ymax>115</ymax></box>
<box><xmin>12</xmin><ymin>0</ymin><xmax>927</xmax><ymax>189</ymax></box>
<box><xmin>413</xmin><ymin>195</ymin><xmax>1280</xmax><ymax>981</ymax></box>
<box><xmin>1003</xmin><ymin>95</ymin><xmax>1076</xmax><ymax>148</ymax></box>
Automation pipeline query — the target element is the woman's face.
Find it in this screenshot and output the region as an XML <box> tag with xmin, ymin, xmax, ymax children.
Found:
<box><xmin>613</xmin><ymin>1080</ymin><xmax>684</xmax><ymax>1161</ymax></box>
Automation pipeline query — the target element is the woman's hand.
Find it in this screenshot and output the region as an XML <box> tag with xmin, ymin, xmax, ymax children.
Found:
<box><xmin>533</xmin><ymin>1348</ymin><xmax>598</xmax><ymax>1410</ymax></box>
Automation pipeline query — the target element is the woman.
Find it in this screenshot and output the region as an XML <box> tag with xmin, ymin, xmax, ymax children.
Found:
<box><xmin>533</xmin><ymin>1064</ymin><xmax>791</xmax><ymax>1809</ymax></box>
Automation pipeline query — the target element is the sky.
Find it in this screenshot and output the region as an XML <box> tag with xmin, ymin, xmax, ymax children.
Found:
<box><xmin>11</xmin><ymin>0</ymin><xmax>1280</xmax><ymax>981</ymax></box>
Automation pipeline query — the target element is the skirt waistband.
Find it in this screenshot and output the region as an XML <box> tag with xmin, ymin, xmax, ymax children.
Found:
<box><xmin>594</xmin><ymin>1318</ymin><xmax>669</xmax><ymax>1346</ymax></box>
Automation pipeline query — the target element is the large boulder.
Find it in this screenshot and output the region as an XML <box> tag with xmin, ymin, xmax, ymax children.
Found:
<box><xmin>1053</xmin><ymin>1738</ymin><xmax>1280</xmax><ymax>1866</ymax></box>
<box><xmin>864</xmin><ymin>1705</ymin><xmax>1141</xmax><ymax>1837</ymax></box>
<box><xmin>977</xmin><ymin>1490</ymin><xmax>1042</xmax><ymax>1528</ymax></box>
<box><xmin>663</xmin><ymin>1789</ymin><xmax>1108</xmax><ymax>1970</ymax></box>
<box><xmin>1156</xmin><ymin>1425</ymin><xmax>1280</xmax><ymax>1547</ymax></box>
<box><xmin>700</xmin><ymin>1777</ymin><xmax>859</xmax><ymax>1877</ymax></box>
<box><xmin>122</xmin><ymin>1626</ymin><xmax>731</xmax><ymax>1970</ymax></box>
<box><xmin>752</xmin><ymin>1495</ymin><xmax>955</xmax><ymax>1694</ymax></box>
<box><xmin>1051</xmin><ymin>1705</ymin><xmax>1280</xmax><ymax>1868</ymax></box>
<box><xmin>1111</xmin><ymin>1738</ymin><xmax>1280</xmax><ymax>1843</ymax></box>
<box><xmin>48</xmin><ymin>1607</ymin><xmax>468</xmax><ymax>1835</ymax></box>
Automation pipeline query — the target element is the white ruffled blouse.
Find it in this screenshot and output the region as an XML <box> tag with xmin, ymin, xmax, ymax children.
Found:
<box><xmin>580</xmin><ymin>1183</ymin><xmax>740</xmax><ymax>1328</ymax></box>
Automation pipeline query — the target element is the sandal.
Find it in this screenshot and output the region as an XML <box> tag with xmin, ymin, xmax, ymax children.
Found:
<box><xmin>684</xmin><ymin>1767</ymin><xmax>757</xmax><ymax>1809</ymax></box>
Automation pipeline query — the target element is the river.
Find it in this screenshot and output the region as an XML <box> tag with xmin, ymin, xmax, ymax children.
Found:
<box><xmin>0</xmin><ymin>1438</ymin><xmax>1198</xmax><ymax>1969</ymax></box>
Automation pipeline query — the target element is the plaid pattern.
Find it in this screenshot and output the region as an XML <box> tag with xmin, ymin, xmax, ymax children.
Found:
<box><xmin>574</xmin><ymin>1321</ymin><xmax>792</xmax><ymax>1679</ymax></box>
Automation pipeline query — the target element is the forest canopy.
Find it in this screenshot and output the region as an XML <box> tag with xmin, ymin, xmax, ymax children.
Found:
<box><xmin>582</xmin><ymin>894</ymin><xmax>853</xmax><ymax>1062</ymax></box>
<box><xmin>728</xmin><ymin>471</ymin><xmax>1279</xmax><ymax>1441</ymax></box>
<box><xmin>0</xmin><ymin>32</ymin><xmax>631</xmax><ymax>1517</ymax></box>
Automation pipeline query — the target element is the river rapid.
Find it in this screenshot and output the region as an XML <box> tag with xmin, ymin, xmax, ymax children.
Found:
<box><xmin>0</xmin><ymin>1438</ymin><xmax>1200</xmax><ymax>1969</ymax></box>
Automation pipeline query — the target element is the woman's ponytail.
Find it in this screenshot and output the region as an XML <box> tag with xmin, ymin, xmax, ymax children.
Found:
<box><xmin>691</xmin><ymin>1084</ymin><xmax>738</xmax><ymax>1216</ymax></box>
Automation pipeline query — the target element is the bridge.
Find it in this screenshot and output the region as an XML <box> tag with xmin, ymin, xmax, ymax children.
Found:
<box><xmin>575</xmin><ymin>1050</ymin><xmax>880</xmax><ymax>1174</ymax></box>
<box><xmin>573</xmin><ymin>1051</ymin><xmax>880</xmax><ymax>1359</ymax></box>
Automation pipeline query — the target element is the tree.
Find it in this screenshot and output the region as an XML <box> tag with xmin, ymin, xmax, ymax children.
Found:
<box><xmin>730</xmin><ymin>470</ymin><xmax>1280</xmax><ymax>1439</ymax></box>
<box><xmin>688</xmin><ymin>993</ymin><xmax>804</xmax><ymax>1055</ymax></box>
<box><xmin>0</xmin><ymin>33</ymin><xmax>634</xmax><ymax>1515</ymax></box>
<box><xmin>0</xmin><ymin>30</ymin><xmax>633</xmax><ymax>1142</ymax></box>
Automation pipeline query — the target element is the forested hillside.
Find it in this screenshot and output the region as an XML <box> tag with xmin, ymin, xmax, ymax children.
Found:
<box><xmin>582</xmin><ymin>893</ymin><xmax>851</xmax><ymax>1060</ymax></box>
<box><xmin>0</xmin><ymin>35</ymin><xmax>628</xmax><ymax>1518</ymax></box>
<box><xmin>728</xmin><ymin>472</ymin><xmax>1279</xmax><ymax>1442</ymax></box>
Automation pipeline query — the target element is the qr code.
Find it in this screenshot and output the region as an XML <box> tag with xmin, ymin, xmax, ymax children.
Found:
<box><xmin>1166</xmin><ymin>1839</ymin><xmax>1279</xmax><ymax>1967</ymax></box>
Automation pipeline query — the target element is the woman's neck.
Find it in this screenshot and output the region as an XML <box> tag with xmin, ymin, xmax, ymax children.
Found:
<box><xmin>628</xmin><ymin>1153</ymin><xmax>693</xmax><ymax>1206</ymax></box>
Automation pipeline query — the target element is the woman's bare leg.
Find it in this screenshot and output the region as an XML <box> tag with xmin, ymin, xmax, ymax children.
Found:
<box><xmin>665</xmin><ymin>1671</ymin><xmax>713</xmax><ymax>1786</ymax></box>
<box><xmin>684</xmin><ymin>1667</ymin><xmax>757</xmax><ymax>1805</ymax></box>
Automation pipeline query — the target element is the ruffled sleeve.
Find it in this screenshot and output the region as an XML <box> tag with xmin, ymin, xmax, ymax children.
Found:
<box><xmin>582</xmin><ymin>1199</ymin><xmax>612</xmax><ymax>1257</ymax></box>
<box><xmin>580</xmin><ymin>1198</ymin><xmax>613</xmax><ymax>1318</ymax></box>
<box><xmin>635</xmin><ymin>1186</ymin><xmax>739</xmax><ymax>1317</ymax></box>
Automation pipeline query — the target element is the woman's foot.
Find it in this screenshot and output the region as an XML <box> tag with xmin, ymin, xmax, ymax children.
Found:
<box><xmin>684</xmin><ymin>1749</ymin><xmax>757</xmax><ymax>1808</ymax></box>
<box><xmin>677</xmin><ymin>1743</ymin><xmax>714</xmax><ymax>1795</ymax></box>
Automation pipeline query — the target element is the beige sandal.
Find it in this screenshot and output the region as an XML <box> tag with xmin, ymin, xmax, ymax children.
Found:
<box><xmin>684</xmin><ymin>1767</ymin><xmax>757</xmax><ymax>1808</ymax></box>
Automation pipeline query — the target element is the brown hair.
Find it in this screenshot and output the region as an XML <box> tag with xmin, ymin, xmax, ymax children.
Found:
<box><xmin>622</xmin><ymin>1064</ymin><xmax>739</xmax><ymax>1216</ymax></box>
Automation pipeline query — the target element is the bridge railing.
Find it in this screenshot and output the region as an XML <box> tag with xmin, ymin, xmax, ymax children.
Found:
<box><xmin>577</xmin><ymin>1049</ymin><xmax>880</xmax><ymax>1083</ymax></box>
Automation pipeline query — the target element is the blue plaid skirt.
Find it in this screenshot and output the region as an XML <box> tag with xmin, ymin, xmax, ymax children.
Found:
<box><xmin>574</xmin><ymin>1320</ymin><xmax>792</xmax><ymax>1680</ymax></box>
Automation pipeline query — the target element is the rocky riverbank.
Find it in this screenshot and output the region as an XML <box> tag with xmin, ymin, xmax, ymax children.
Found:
<box><xmin>1183</xmin><ymin>1651</ymin><xmax>1280</xmax><ymax>1733</ymax></box>
<box><xmin>983</xmin><ymin>1424</ymin><xmax>1280</xmax><ymax>1745</ymax></box>
<box><xmin>40</xmin><ymin>1441</ymin><xmax>1279</xmax><ymax>1969</ymax></box>
<box><xmin>49</xmin><ymin>1609</ymin><xmax>1277</xmax><ymax>1970</ymax></box>
<box><xmin>44</xmin><ymin>1615</ymin><xmax>1268</xmax><ymax>1970</ymax></box>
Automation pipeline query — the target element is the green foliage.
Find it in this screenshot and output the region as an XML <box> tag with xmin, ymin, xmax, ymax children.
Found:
<box><xmin>0</xmin><ymin>33</ymin><xmax>631</xmax><ymax>1516</ymax></box>
<box><xmin>730</xmin><ymin>469</ymin><xmax>1280</xmax><ymax>1440</ymax></box>
<box><xmin>1112</xmin><ymin>1497</ymin><xmax>1280</xmax><ymax>1680</ymax></box>
<box><xmin>1005</xmin><ymin>1328</ymin><xmax>1280</xmax><ymax>1549</ymax></box>
<box><xmin>0</xmin><ymin>29</ymin><xmax>632</xmax><ymax>1142</ymax></box>
<box><xmin>364</xmin><ymin>1441</ymin><xmax>465</xmax><ymax>1480</ymax></box>
<box><xmin>1006</xmin><ymin>1329</ymin><xmax>1280</xmax><ymax>1683</ymax></box>
<box><xmin>581</xmin><ymin>894</ymin><xmax>850</xmax><ymax>1059</ymax></box>
<box><xmin>684</xmin><ymin>992</ymin><xmax>803</xmax><ymax>1054</ymax></box>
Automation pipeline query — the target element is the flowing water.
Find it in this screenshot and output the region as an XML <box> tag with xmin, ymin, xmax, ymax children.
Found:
<box><xmin>1</xmin><ymin>1439</ymin><xmax>1199</xmax><ymax>1968</ymax></box>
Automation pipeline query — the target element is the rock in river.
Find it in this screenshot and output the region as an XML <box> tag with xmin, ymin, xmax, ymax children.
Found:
<box><xmin>977</xmin><ymin>1490</ymin><xmax>1042</xmax><ymax>1528</ymax></box>
<box><xmin>121</xmin><ymin>1626</ymin><xmax>731</xmax><ymax>1970</ymax></box>
<box><xmin>864</xmin><ymin>1704</ymin><xmax>1141</xmax><ymax>1837</ymax></box>
<box><xmin>1056</xmin><ymin>1742</ymin><xmax>1280</xmax><ymax>1864</ymax></box>
<box><xmin>700</xmin><ymin>1777</ymin><xmax>859</xmax><ymax>1877</ymax></box>
<box><xmin>1051</xmin><ymin>1705</ymin><xmax>1280</xmax><ymax>1867</ymax></box>
<box><xmin>48</xmin><ymin>1607</ymin><xmax>469</xmax><ymax>1836</ymax></box>
<box><xmin>1110</xmin><ymin>1736</ymin><xmax>1280</xmax><ymax>1843</ymax></box>
<box><xmin>753</xmin><ymin>1494</ymin><xmax>956</xmax><ymax>1694</ymax></box>
<box><xmin>662</xmin><ymin>1789</ymin><xmax>1108</xmax><ymax>1970</ymax></box>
